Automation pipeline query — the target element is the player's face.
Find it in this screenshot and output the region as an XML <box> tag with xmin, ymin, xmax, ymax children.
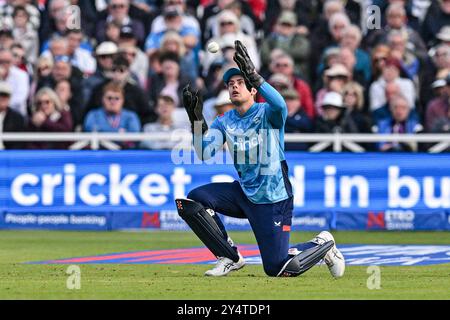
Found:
<box><xmin>227</xmin><ymin>75</ymin><xmax>251</xmax><ymax>105</ymax></box>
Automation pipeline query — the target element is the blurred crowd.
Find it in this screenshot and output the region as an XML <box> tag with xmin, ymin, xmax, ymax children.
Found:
<box><xmin>0</xmin><ymin>0</ymin><xmax>449</xmax><ymax>152</ymax></box>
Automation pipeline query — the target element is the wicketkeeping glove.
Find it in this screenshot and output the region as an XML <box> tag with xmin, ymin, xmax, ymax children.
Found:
<box><xmin>233</xmin><ymin>40</ymin><xmax>264</xmax><ymax>89</ymax></box>
<box><xmin>182</xmin><ymin>84</ymin><xmax>208</xmax><ymax>134</ymax></box>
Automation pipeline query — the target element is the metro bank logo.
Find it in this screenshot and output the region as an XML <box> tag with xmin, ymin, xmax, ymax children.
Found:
<box><xmin>367</xmin><ymin>211</ymin><xmax>385</xmax><ymax>229</ymax></box>
<box><xmin>141</xmin><ymin>212</ymin><xmax>160</xmax><ymax>228</ymax></box>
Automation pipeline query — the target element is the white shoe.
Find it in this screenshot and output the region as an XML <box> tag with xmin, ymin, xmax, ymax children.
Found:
<box><xmin>204</xmin><ymin>252</ymin><xmax>245</xmax><ymax>277</ymax></box>
<box><xmin>311</xmin><ymin>231</ymin><xmax>345</xmax><ymax>278</ymax></box>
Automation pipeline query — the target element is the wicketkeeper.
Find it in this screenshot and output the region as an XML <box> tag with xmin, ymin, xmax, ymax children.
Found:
<box><xmin>176</xmin><ymin>40</ymin><xmax>345</xmax><ymax>277</ymax></box>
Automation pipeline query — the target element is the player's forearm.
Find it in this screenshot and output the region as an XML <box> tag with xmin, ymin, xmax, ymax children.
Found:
<box><xmin>258</xmin><ymin>82</ymin><xmax>287</xmax><ymax>113</ymax></box>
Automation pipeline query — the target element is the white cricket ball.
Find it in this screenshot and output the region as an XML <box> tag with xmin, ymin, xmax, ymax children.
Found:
<box><xmin>207</xmin><ymin>41</ymin><xmax>220</xmax><ymax>53</ymax></box>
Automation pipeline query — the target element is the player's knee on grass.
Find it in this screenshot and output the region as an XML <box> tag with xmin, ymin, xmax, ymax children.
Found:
<box><xmin>262</xmin><ymin>259</ymin><xmax>285</xmax><ymax>277</ymax></box>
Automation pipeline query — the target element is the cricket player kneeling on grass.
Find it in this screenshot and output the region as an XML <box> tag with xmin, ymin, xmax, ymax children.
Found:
<box><xmin>176</xmin><ymin>40</ymin><xmax>345</xmax><ymax>278</ymax></box>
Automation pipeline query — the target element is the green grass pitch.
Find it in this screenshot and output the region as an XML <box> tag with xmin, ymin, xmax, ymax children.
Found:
<box><xmin>0</xmin><ymin>230</ymin><xmax>449</xmax><ymax>300</ymax></box>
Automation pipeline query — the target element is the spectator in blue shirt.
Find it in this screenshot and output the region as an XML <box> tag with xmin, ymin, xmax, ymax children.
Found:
<box><xmin>84</xmin><ymin>82</ymin><xmax>141</xmax><ymax>149</ymax></box>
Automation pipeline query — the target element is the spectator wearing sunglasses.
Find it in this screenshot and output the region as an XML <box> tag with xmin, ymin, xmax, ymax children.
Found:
<box><xmin>84</xmin><ymin>81</ymin><xmax>141</xmax><ymax>149</ymax></box>
<box><xmin>27</xmin><ymin>87</ymin><xmax>73</xmax><ymax>149</ymax></box>
<box><xmin>85</xmin><ymin>55</ymin><xmax>152</xmax><ymax>124</ymax></box>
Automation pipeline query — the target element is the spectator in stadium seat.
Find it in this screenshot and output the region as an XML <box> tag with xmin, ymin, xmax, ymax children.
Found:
<box><xmin>387</xmin><ymin>29</ymin><xmax>421</xmax><ymax>82</ymax></box>
<box><xmin>425</xmin><ymin>74</ymin><xmax>450</xmax><ymax>132</ymax></box>
<box><xmin>159</xmin><ymin>30</ymin><xmax>197</xmax><ymax>84</ymax></box>
<box><xmin>268</xmin><ymin>53</ymin><xmax>315</xmax><ymax>119</ymax></box>
<box><xmin>363</xmin><ymin>3</ymin><xmax>427</xmax><ymax>59</ymax></box>
<box><xmin>310</xmin><ymin>11</ymin><xmax>351</xmax><ymax>84</ymax></box>
<box><xmin>37</xmin><ymin>55</ymin><xmax>84</xmax><ymax>127</ymax></box>
<box><xmin>202</xmin><ymin>10</ymin><xmax>259</xmax><ymax>75</ymax></box>
<box><xmin>421</xmin><ymin>0</ymin><xmax>450</xmax><ymax>48</ymax></box>
<box><xmin>84</xmin><ymin>82</ymin><xmax>141</xmax><ymax>149</ymax></box>
<box><xmin>140</xmin><ymin>94</ymin><xmax>187</xmax><ymax>150</ymax></box>
<box><xmin>10</xmin><ymin>43</ymin><xmax>31</xmax><ymax>75</ymax></box>
<box><xmin>95</xmin><ymin>0</ymin><xmax>145</xmax><ymax>46</ymax></box>
<box><xmin>203</xmin><ymin>0</ymin><xmax>256</xmax><ymax>49</ymax></box>
<box><xmin>0</xmin><ymin>48</ymin><xmax>29</xmax><ymax>118</ymax></box>
<box><xmin>150</xmin><ymin>0</ymin><xmax>200</xmax><ymax>36</ymax></box>
<box><xmin>342</xmin><ymin>81</ymin><xmax>372</xmax><ymax>134</ymax></box>
<box><xmin>260</xmin><ymin>11</ymin><xmax>311</xmax><ymax>82</ymax></box>
<box><xmin>27</xmin><ymin>87</ymin><xmax>73</xmax><ymax>149</ymax></box>
<box><xmin>315</xmin><ymin>63</ymin><xmax>350</xmax><ymax>116</ymax></box>
<box><xmin>0</xmin><ymin>29</ymin><xmax>14</xmax><ymax>50</ymax></box>
<box><xmin>118</xmin><ymin>25</ymin><xmax>149</xmax><ymax>89</ymax></box>
<box><xmin>339</xmin><ymin>25</ymin><xmax>371</xmax><ymax>85</ymax></box>
<box><xmin>315</xmin><ymin>91</ymin><xmax>361</xmax><ymax>136</ymax></box>
<box><xmin>147</xmin><ymin>52</ymin><xmax>192</xmax><ymax>112</ymax></box>
<box><xmin>0</xmin><ymin>0</ymin><xmax>40</xmax><ymax>32</ymax></box>
<box><xmin>145</xmin><ymin>5</ymin><xmax>200</xmax><ymax>59</ymax></box>
<box><xmin>54</xmin><ymin>79</ymin><xmax>78</xmax><ymax>130</ymax></box>
<box><xmin>370</xmin><ymin>44</ymin><xmax>391</xmax><ymax>83</ymax></box>
<box><xmin>369</xmin><ymin>56</ymin><xmax>415</xmax><ymax>113</ymax></box>
<box><xmin>0</xmin><ymin>81</ymin><xmax>26</xmax><ymax>149</ymax></box>
<box><xmin>282</xmin><ymin>88</ymin><xmax>313</xmax><ymax>151</ymax></box>
<box><xmin>83</xmin><ymin>42</ymin><xmax>118</xmax><ymax>107</ymax></box>
<box><xmin>64</xmin><ymin>28</ymin><xmax>96</xmax><ymax>76</ymax></box>
<box><xmin>11</xmin><ymin>5</ymin><xmax>38</xmax><ymax>65</ymax></box>
<box><xmin>376</xmin><ymin>94</ymin><xmax>423</xmax><ymax>152</ymax></box>
<box><xmin>85</xmin><ymin>55</ymin><xmax>152</xmax><ymax>124</ymax></box>
<box><xmin>338</xmin><ymin>46</ymin><xmax>368</xmax><ymax>89</ymax></box>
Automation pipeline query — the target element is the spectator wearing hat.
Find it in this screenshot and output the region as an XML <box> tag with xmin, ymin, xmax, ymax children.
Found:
<box><xmin>27</xmin><ymin>87</ymin><xmax>73</xmax><ymax>149</ymax></box>
<box><xmin>0</xmin><ymin>48</ymin><xmax>29</xmax><ymax>118</ymax></box>
<box><xmin>83</xmin><ymin>41</ymin><xmax>119</xmax><ymax>105</ymax></box>
<box><xmin>422</xmin><ymin>0</ymin><xmax>450</xmax><ymax>48</ymax></box>
<box><xmin>268</xmin><ymin>53</ymin><xmax>315</xmax><ymax>119</ymax></box>
<box><xmin>85</xmin><ymin>55</ymin><xmax>152</xmax><ymax>125</ymax></box>
<box><xmin>425</xmin><ymin>74</ymin><xmax>450</xmax><ymax>132</ymax></box>
<box><xmin>147</xmin><ymin>52</ymin><xmax>192</xmax><ymax>113</ymax></box>
<box><xmin>315</xmin><ymin>63</ymin><xmax>350</xmax><ymax>116</ymax></box>
<box><xmin>0</xmin><ymin>81</ymin><xmax>25</xmax><ymax>149</ymax></box>
<box><xmin>260</xmin><ymin>11</ymin><xmax>311</xmax><ymax>82</ymax></box>
<box><xmin>118</xmin><ymin>25</ymin><xmax>149</xmax><ymax>89</ymax></box>
<box><xmin>84</xmin><ymin>82</ymin><xmax>141</xmax><ymax>149</ymax></box>
<box><xmin>96</xmin><ymin>0</ymin><xmax>145</xmax><ymax>47</ymax></box>
<box><xmin>202</xmin><ymin>10</ymin><xmax>259</xmax><ymax>75</ymax></box>
<box><xmin>315</xmin><ymin>91</ymin><xmax>360</xmax><ymax>137</ymax></box>
<box><xmin>376</xmin><ymin>94</ymin><xmax>423</xmax><ymax>152</ymax></box>
<box><xmin>282</xmin><ymin>88</ymin><xmax>313</xmax><ymax>151</ymax></box>
<box><xmin>369</xmin><ymin>56</ymin><xmax>416</xmax><ymax>112</ymax></box>
<box><xmin>140</xmin><ymin>93</ymin><xmax>191</xmax><ymax>150</ymax></box>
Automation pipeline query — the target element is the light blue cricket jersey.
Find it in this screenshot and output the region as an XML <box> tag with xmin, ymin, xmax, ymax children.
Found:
<box><xmin>197</xmin><ymin>82</ymin><xmax>293</xmax><ymax>204</ymax></box>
